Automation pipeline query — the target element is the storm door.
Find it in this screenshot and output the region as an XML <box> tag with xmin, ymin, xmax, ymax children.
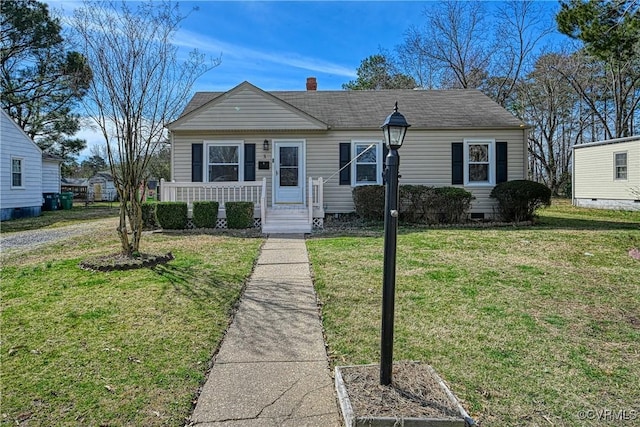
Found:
<box><xmin>273</xmin><ymin>141</ymin><xmax>305</xmax><ymax>204</ymax></box>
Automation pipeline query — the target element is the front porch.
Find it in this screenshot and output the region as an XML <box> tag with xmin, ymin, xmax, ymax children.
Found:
<box><xmin>159</xmin><ymin>177</ymin><xmax>324</xmax><ymax>233</ymax></box>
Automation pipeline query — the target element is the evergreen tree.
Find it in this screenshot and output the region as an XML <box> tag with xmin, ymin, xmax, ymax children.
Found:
<box><xmin>556</xmin><ymin>0</ymin><xmax>640</xmax><ymax>137</ymax></box>
<box><xmin>1</xmin><ymin>0</ymin><xmax>92</xmax><ymax>173</ymax></box>
<box><xmin>343</xmin><ymin>54</ymin><xmax>416</xmax><ymax>90</ymax></box>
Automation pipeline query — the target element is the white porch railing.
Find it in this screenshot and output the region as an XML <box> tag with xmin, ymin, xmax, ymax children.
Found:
<box><xmin>309</xmin><ymin>177</ymin><xmax>323</xmax><ymax>223</ymax></box>
<box><xmin>160</xmin><ymin>178</ymin><xmax>266</xmax><ymax>211</ymax></box>
<box><xmin>159</xmin><ymin>177</ymin><xmax>324</xmax><ymax>226</ymax></box>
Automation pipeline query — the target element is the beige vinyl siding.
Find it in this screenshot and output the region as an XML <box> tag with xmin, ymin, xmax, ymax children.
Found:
<box><xmin>308</xmin><ymin>129</ymin><xmax>526</xmax><ymax>214</ymax></box>
<box><xmin>574</xmin><ymin>139</ymin><xmax>640</xmax><ymax>200</ymax></box>
<box><xmin>170</xmin><ymin>87</ymin><xmax>326</xmax><ymax>131</ymax></box>
<box><xmin>171</xmin><ymin>133</ymin><xmax>275</xmax><ymax>202</ymax></box>
<box><xmin>172</xmin><ymin>128</ymin><xmax>526</xmax><ymax>215</ymax></box>
<box><xmin>399</xmin><ymin>129</ymin><xmax>526</xmax><ymax>214</ymax></box>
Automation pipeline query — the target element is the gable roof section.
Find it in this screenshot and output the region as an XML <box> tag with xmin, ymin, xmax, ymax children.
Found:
<box><xmin>168</xmin><ymin>81</ymin><xmax>329</xmax><ymax>131</ymax></box>
<box><xmin>172</xmin><ymin>83</ymin><xmax>525</xmax><ymax>131</ymax></box>
<box><xmin>1</xmin><ymin>109</ymin><xmax>42</xmax><ymax>154</ymax></box>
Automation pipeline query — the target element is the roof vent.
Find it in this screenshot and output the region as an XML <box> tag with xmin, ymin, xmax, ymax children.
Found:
<box><xmin>306</xmin><ymin>77</ymin><xmax>317</xmax><ymax>91</ymax></box>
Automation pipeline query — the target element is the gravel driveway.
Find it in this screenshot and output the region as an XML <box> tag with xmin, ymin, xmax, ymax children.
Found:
<box><xmin>1</xmin><ymin>218</ymin><xmax>117</xmax><ymax>254</ymax></box>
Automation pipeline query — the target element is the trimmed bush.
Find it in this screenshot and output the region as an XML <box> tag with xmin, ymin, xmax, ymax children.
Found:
<box><xmin>435</xmin><ymin>186</ymin><xmax>474</xmax><ymax>224</ymax></box>
<box><xmin>399</xmin><ymin>185</ymin><xmax>438</xmax><ymax>223</ymax></box>
<box><xmin>354</xmin><ymin>184</ymin><xmax>474</xmax><ymax>224</ymax></box>
<box><xmin>193</xmin><ymin>201</ymin><xmax>219</xmax><ymax>229</ymax></box>
<box><xmin>225</xmin><ymin>201</ymin><xmax>254</xmax><ymax>229</ymax></box>
<box><xmin>399</xmin><ymin>186</ymin><xmax>473</xmax><ymax>224</ymax></box>
<box><xmin>156</xmin><ymin>202</ymin><xmax>188</xmax><ymax>229</ymax></box>
<box><xmin>353</xmin><ymin>185</ymin><xmax>385</xmax><ymax>220</ymax></box>
<box><xmin>141</xmin><ymin>202</ymin><xmax>159</xmax><ymax>230</ymax></box>
<box><xmin>490</xmin><ymin>180</ymin><xmax>551</xmax><ymax>222</ymax></box>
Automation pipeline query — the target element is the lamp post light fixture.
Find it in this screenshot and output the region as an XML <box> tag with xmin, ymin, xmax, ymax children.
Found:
<box><xmin>379</xmin><ymin>102</ymin><xmax>410</xmax><ymax>386</ymax></box>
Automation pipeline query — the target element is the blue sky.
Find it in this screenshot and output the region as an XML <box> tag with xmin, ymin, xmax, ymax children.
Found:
<box><xmin>173</xmin><ymin>0</ymin><xmax>562</xmax><ymax>91</ymax></box>
<box><xmin>46</xmin><ymin>0</ymin><xmax>562</xmax><ymax>156</ymax></box>
<box><xmin>175</xmin><ymin>1</ymin><xmax>433</xmax><ymax>91</ymax></box>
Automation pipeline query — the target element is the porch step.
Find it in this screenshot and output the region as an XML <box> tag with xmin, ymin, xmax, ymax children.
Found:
<box><xmin>262</xmin><ymin>207</ymin><xmax>312</xmax><ymax>234</ymax></box>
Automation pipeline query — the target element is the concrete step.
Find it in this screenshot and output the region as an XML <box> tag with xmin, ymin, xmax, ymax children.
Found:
<box><xmin>263</xmin><ymin>208</ymin><xmax>311</xmax><ymax>233</ymax></box>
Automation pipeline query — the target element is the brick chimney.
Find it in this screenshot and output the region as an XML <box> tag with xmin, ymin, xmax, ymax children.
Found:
<box><xmin>306</xmin><ymin>77</ymin><xmax>317</xmax><ymax>91</ymax></box>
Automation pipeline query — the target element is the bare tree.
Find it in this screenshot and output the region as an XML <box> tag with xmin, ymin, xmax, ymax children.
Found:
<box><xmin>396</xmin><ymin>26</ymin><xmax>440</xmax><ymax>89</ymax></box>
<box><xmin>488</xmin><ymin>1</ymin><xmax>554</xmax><ymax>107</ymax></box>
<box><xmin>397</xmin><ymin>1</ymin><xmax>552</xmax><ymax>109</ymax></box>
<box><xmin>518</xmin><ymin>53</ymin><xmax>585</xmax><ymax>194</ymax></box>
<box><xmin>409</xmin><ymin>0</ymin><xmax>492</xmax><ymax>89</ymax></box>
<box><xmin>72</xmin><ymin>0</ymin><xmax>219</xmax><ymax>256</ymax></box>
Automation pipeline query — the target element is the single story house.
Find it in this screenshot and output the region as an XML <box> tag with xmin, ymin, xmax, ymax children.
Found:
<box><xmin>573</xmin><ymin>136</ymin><xmax>640</xmax><ymax>210</ymax></box>
<box><xmin>1</xmin><ymin>109</ymin><xmax>44</xmax><ymax>220</ymax></box>
<box><xmin>166</xmin><ymin>80</ymin><xmax>528</xmax><ymax>232</ymax></box>
<box><xmin>88</xmin><ymin>172</ymin><xmax>118</xmax><ymax>201</ymax></box>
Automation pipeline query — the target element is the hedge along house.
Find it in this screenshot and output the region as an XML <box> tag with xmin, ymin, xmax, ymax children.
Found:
<box><xmin>165</xmin><ymin>80</ymin><xmax>528</xmax><ymax>233</ymax></box>
<box><xmin>572</xmin><ymin>136</ymin><xmax>640</xmax><ymax>211</ymax></box>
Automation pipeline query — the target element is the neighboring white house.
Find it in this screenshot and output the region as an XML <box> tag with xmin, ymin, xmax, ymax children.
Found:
<box><xmin>88</xmin><ymin>172</ymin><xmax>118</xmax><ymax>201</ymax></box>
<box><xmin>166</xmin><ymin>80</ymin><xmax>528</xmax><ymax>232</ymax></box>
<box><xmin>42</xmin><ymin>153</ymin><xmax>62</xmax><ymax>194</ymax></box>
<box><xmin>1</xmin><ymin>109</ymin><xmax>44</xmax><ymax>221</ymax></box>
<box><xmin>573</xmin><ymin>136</ymin><xmax>640</xmax><ymax>211</ymax></box>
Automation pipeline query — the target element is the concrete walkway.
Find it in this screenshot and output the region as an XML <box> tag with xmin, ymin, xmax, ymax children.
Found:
<box><xmin>188</xmin><ymin>234</ymin><xmax>341</xmax><ymax>427</ymax></box>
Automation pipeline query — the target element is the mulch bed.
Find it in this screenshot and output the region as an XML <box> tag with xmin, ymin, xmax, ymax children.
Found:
<box><xmin>338</xmin><ymin>362</ymin><xmax>465</xmax><ymax>420</ymax></box>
<box><xmin>79</xmin><ymin>252</ymin><xmax>174</xmax><ymax>272</ymax></box>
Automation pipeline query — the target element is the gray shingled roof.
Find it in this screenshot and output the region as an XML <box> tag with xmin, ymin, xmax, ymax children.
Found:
<box><xmin>180</xmin><ymin>88</ymin><xmax>525</xmax><ymax>130</ymax></box>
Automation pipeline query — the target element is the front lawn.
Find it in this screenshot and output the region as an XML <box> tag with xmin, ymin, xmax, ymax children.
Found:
<box><xmin>307</xmin><ymin>201</ymin><xmax>640</xmax><ymax>426</ymax></box>
<box><xmin>1</xmin><ymin>202</ymin><xmax>119</xmax><ymax>233</ymax></box>
<box><xmin>1</xmin><ymin>225</ymin><xmax>263</xmax><ymax>425</ymax></box>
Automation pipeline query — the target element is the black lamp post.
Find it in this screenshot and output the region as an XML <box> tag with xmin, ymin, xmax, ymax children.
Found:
<box><xmin>380</xmin><ymin>102</ymin><xmax>410</xmax><ymax>386</ymax></box>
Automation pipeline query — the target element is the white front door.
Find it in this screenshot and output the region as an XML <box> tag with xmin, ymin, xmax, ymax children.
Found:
<box><xmin>274</xmin><ymin>140</ymin><xmax>305</xmax><ymax>204</ymax></box>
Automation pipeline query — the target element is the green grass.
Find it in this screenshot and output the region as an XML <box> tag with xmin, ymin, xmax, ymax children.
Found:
<box><xmin>307</xmin><ymin>201</ymin><xmax>640</xmax><ymax>426</ymax></box>
<box><xmin>1</xmin><ymin>202</ymin><xmax>119</xmax><ymax>233</ymax></box>
<box><xmin>1</xmin><ymin>223</ymin><xmax>263</xmax><ymax>425</ymax></box>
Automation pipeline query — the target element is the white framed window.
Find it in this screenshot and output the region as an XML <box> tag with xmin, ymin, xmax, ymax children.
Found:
<box><xmin>11</xmin><ymin>157</ymin><xmax>23</xmax><ymax>188</ymax></box>
<box><xmin>614</xmin><ymin>152</ymin><xmax>627</xmax><ymax>180</ymax></box>
<box><xmin>352</xmin><ymin>141</ymin><xmax>382</xmax><ymax>186</ymax></box>
<box><xmin>464</xmin><ymin>139</ymin><xmax>495</xmax><ymax>185</ymax></box>
<box><xmin>206</xmin><ymin>141</ymin><xmax>243</xmax><ymax>182</ymax></box>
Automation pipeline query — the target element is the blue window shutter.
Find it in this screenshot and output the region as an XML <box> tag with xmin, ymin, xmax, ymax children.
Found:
<box><xmin>496</xmin><ymin>142</ymin><xmax>508</xmax><ymax>183</ymax></box>
<box><xmin>244</xmin><ymin>144</ymin><xmax>256</xmax><ymax>181</ymax></box>
<box><xmin>192</xmin><ymin>143</ymin><xmax>203</xmax><ymax>182</ymax></box>
<box><xmin>451</xmin><ymin>143</ymin><xmax>463</xmax><ymax>185</ymax></box>
<box><xmin>339</xmin><ymin>143</ymin><xmax>351</xmax><ymax>185</ymax></box>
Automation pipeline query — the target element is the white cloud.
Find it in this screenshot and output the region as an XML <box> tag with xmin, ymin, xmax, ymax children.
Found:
<box><xmin>174</xmin><ymin>29</ymin><xmax>356</xmax><ymax>78</ymax></box>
